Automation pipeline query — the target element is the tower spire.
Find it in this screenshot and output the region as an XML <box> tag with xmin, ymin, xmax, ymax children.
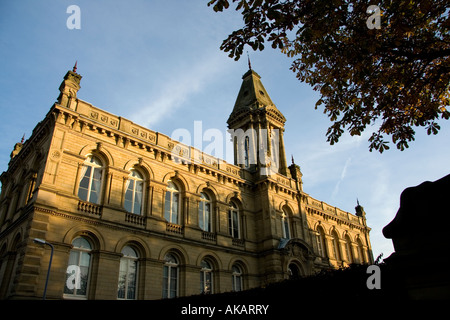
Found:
<box><xmin>57</xmin><ymin>64</ymin><xmax>82</xmax><ymax>109</ymax></box>
<box><xmin>247</xmin><ymin>51</ymin><xmax>252</xmax><ymax>70</ymax></box>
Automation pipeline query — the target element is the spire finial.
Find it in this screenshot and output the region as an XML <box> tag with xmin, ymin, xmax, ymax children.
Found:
<box><xmin>21</xmin><ymin>134</ymin><xmax>25</xmax><ymax>144</ymax></box>
<box><xmin>73</xmin><ymin>61</ymin><xmax>78</xmax><ymax>73</ymax></box>
<box><xmin>357</xmin><ymin>198</ymin><xmax>360</xmax><ymax>206</ymax></box>
<box><xmin>247</xmin><ymin>51</ymin><xmax>252</xmax><ymax>70</ymax></box>
<box><xmin>291</xmin><ymin>154</ymin><xmax>295</xmax><ymax>165</ymax></box>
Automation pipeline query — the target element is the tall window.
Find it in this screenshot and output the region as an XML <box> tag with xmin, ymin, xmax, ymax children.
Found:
<box><xmin>244</xmin><ymin>136</ymin><xmax>250</xmax><ymax>168</ymax></box>
<box><xmin>124</xmin><ymin>169</ymin><xmax>144</xmax><ymax>215</ymax></box>
<box><xmin>316</xmin><ymin>227</ymin><xmax>327</xmax><ymax>258</ymax></box>
<box><xmin>198</xmin><ymin>192</ymin><xmax>211</xmax><ymax>232</ymax></box>
<box><xmin>228</xmin><ymin>201</ymin><xmax>240</xmax><ymax>239</ymax></box>
<box><xmin>117</xmin><ymin>246</ymin><xmax>139</xmax><ymax>300</ymax></box>
<box><xmin>164</xmin><ymin>180</ymin><xmax>179</xmax><ymax>224</ymax></box>
<box><xmin>332</xmin><ymin>231</ymin><xmax>341</xmax><ymax>261</ymax></box>
<box><xmin>200</xmin><ymin>259</ymin><xmax>213</xmax><ymax>294</ymax></box>
<box><xmin>163</xmin><ymin>253</ymin><xmax>179</xmax><ymax>299</ymax></box>
<box><xmin>288</xmin><ymin>263</ymin><xmax>300</xmax><ymax>280</ymax></box>
<box><xmin>281</xmin><ymin>210</ymin><xmax>290</xmax><ymax>239</ymax></box>
<box><xmin>232</xmin><ymin>264</ymin><xmax>243</xmax><ymax>292</ymax></box>
<box><xmin>25</xmin><ymin>172</ymin><xmax>37</xmax><ymax>205</ymax></box>
<box><xmin>78</xmin><ymin>156</ymin><xmax>103</xmax><ymax>204</ymax></box>
<box><xmin>345</xmin><ymin>235</ymin><xmax>353</xmax><ymax>263</ymax></box>
<box><xmin>64</xmin><ymin>237</ymin><xmax>92</xmax><ymax>299</ymax></box>
<box><xmin>357</xmin><ymin>239</ymin><xmax>366</xmax><ymax>263</ymax></box>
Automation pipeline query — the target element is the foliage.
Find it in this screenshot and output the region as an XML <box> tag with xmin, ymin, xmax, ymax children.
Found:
<box><xmin>208</xmin><ymin>0</ymin><xmax>450</xmax><ymax>152</ymax></box>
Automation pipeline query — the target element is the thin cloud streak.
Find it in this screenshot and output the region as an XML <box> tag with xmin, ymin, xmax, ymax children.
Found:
<box><xmin>331</xmin><ymin>156</ymin><xmax>352</xmax><ymax>200</ymax></box>
<box><xmin>128</xmin><ymin>54</ymin><xmax>229</xmax><ymax>130</ymax></box>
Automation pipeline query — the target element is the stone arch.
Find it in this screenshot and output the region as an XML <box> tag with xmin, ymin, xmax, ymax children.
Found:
<box><xmin>228</xmin><ymin>257</ymin><xmax>250</xmax><ymax>274</ymax></box>
<box><xmin>329</xmin><ymin>226</ymin><xmax>341</xmax><ymax>238</ymax></box>
<box><xmin>158</xmin><ymin>244</ymin><xmax>189</xmax><ymax>265</ymax></box>
<box><xmin>225</xmin><ymin>192</ymin><xmax>244</xmax><ymax>210</ymax></box>
<box><xmin>114</xmin><ymin>236</ymin><xmax>150</xmax><ymax>259</ymax></box>
<box><xmin>195</xmin><ymin>183</ymin><xmax>219</xmax><ymax>201</ymax></box>
<box><xmin>278</xmin><ymin>200</ymin><xmax>295</xmax><ymax>215</ymax></box>
<box><xmin>78</xmin><ymin>144</ymin><xmax>114</xmax><ymax>167</ymax></box>
<box><xmin>286</xmin><ymin>259</ymin><xmax>305</xmax><ymax>279</ymax></box>
<box><xmin>62</xmin><ymin>225</ymin><xmax>105</xmax><ymax>251</ymax></box>
<box><xmin>315</xmin><ymin>222</ymin><xmax>327</xmax><ymax>235</ymax></box>
<box><xmin>162</xmin><ymin>171</ymin><xmax>189</xmax><ymax>193</ymax></box>
<box><xmin>123</xmin><ymin>159</ymin><xmax>155</xmax><ymax>181</ymax></box>
<box><xmin>196</xmin><ymin>251</ymin><xmax>223</xmax><ymax>270</ymax></box>
<box><xmin>10</xmin><ymin>232</ymin><xmax>22</xmax><ymax>251</ymax></box>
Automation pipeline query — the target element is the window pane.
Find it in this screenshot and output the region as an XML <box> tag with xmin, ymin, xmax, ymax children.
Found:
<box><xmin>170</xmin><ymin>267</ymin><xmax>177</xmax><ymax>298</ymax></box>
<box><xmin>199</xmin><ymin>201</ymin><xmax>204</xmax><ymax>230</ymax></box>
<box><xmin>232</xmin><ymin>211</ymin><xmax>239</xmax><ymax>238</ymax></box>
<box><xmin>127</xmin><ymin>260</ymin><xmax>137</xmax><ymax>299</ymax></box>
<box><xmin>72</xmin><ymin>237</ymin><xmax>91</xmax><ymax>249</ymax></box>
<box><xmin>79</xmin><ymin>167</ymin><xmax>91</xmax><ymax>189</ymax></box>
<box><xmin>284</xmin><ymin>218</ymin><xmax>290</xmax><ymax>239</ymax></box>
<box><xmin>133</xmin><ymin>180</ymin><xmax>143</xmax><ymax>215</ymax></box>
<box><xmin>164</xmin><ymin>191</ymin><xmax>171</xmax><ymax>221</ymax></box>
<box><xmin>124</xmin><ymin>180</ymin><xmax>134</xmax><ymax>212</ymax></box>
<box><xmin>90</xmin><ymin>156</ymin><xmax>102</xmax><ymax>166</ymax></box>
<box><xmin>89</xmin><ymin>167</ymin><xmax>102</xmax><ymax>204</ymax></box>
<box><xmin>64</xmin><ymin>251</ymin><xmax>79</xmax><ymax>294</ymax></box>
<box><xmin>77</xmin><ymin>166</ymin><xmax>91</xmax><ymax>201</ymax></box>
<box><xmin>117</xmin><ymin>259</ymin><xmax>127</xmax><ymax>299</ymax></box>
<box><xmin>122</xmin><ymin>246</ymin><xmax>138</xmax><ymax>258</ymax></box>
<box><xmin>80</xmin><ymin>252</ymin><xmax>91</xmax><ymax>267</ymax></box>
<box><xmin>78</xmin><ymin>188</ymin><xmax>88</xmax><ymax>202</ymax></box>
<box><xmin>172</xmin><ymin>193</ymin><xmax>179</xmax><ymax>224</ymax></box>
<box><xmin>162</xmin><ymin>266</ymin><xmax>169</xmax><ymax>298</ymax></box>
<box><xmin>205</xmin><ymin>203</ymin><xmax>210</xmax><ymax>232</ymax></box>
<box><xmin>78</xmin><ymin>265</ymin><xmax>89</xmax><ymax>296</ymax></box>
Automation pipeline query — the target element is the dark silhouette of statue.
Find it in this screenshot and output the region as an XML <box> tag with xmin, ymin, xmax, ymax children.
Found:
<box><xmin>383</xmin><ymin>174</ymin><xmax>450</xmax><ymax>299</ymax></box>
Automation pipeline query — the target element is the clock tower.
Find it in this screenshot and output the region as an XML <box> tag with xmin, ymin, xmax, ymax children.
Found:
<box><xmin>227</xmin><ymin>67</ymin><xmax>289</xmax><ymax>177</ymax></box>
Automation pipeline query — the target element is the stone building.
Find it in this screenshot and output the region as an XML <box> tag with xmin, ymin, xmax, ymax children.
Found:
<box><xmin>0</xmin><ymin>65</ymin><xmax>372</xmax><ymax>300</ymax></box>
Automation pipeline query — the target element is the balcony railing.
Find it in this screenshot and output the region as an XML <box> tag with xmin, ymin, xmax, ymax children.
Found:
<box><xmin>166</xmin><ymin>222</ymin><xmax>183</xmax><ymax>234</ymax></box>
<box><xmin>77</xmin><ymin>200</ymin><xmax>102</xmax><ymax>216</ymax></box>
<box><xmin>232</xmin><ymin>238</ymin><xmax>245</xmax><ymax>247</ymax></box>
<box><xmin>202</xmin><ymin>231</ymin><xmax>216</xmax><ymax>242</ymax></box>
<box><xmin>125</xmin><ymin>212</ymin><xmax>146</xmax><ymax>226</ymax></box>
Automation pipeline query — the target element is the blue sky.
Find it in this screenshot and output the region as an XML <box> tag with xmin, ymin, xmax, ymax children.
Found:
<box><xmin>1</xmin><ymin>0</ymin><xmax>449</xmax><ymax>261</ymax></box>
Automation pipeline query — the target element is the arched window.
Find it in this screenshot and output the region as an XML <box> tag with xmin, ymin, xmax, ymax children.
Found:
<box><xmin>78</xmin><ymin>155</ymin><xmax>103</xmax><ymax>204</ymax></box>
<box><xmin>164</xmin><ymin>180</ymin><xmax>179</xmax><ymax>224</ymax></box>
<box><xmin>117</xmin><ymin>246</ymin><xmax>139</xmax><ymax>300</ymax></box>
<box><xmin>124</xmin><ymin>169</ymin><xmax>144</xmax><ymax>215</ymax></box>
<box><xmin>232</xmin><ymin>264</ymin><xmax>243</xmax><ymax>292</ymax></box>
<box><xmin>228</xmin><ymin>201</ymin><xmax>240</xmax><ymax>239</ymax></box>
<box><xmin>244</xmin><ymin>136</ymin><xmax>250</xmax><ymax>168</ymax></box>
<box><xmin>281</xmin><ymin>208</ymin><xmax>291</xmax><ymax>239</ymax></box>
<box><xmin>64</xmin><ymin>237</ymin><xmax>92</xmax><ymax>298</ymax></box>
<box><xmin>357</xmin><ymin>239</ymin><xmax>366</xmax><ymax>264</ymax></box>
<box><xmin>199</xmin><ymin>192</ymin><xmax>211</xmax><ymax>232</ymax></box>
<box><xmin>200</xmin><ymin>259</ymin><xmax>213</xmax><ymax>294</ymax></box>
<box><xmin>162</xmin><ymin>253</ymin><xmax>179</xmax><ymax>298</ymax></box>
<box><xmin>331</xmin><ymin>231</ymin><xmax>341</xmax><ymax>261</ymax></box>
<box><xmin>316</xmin><ymin>227</ymin><xmax>327</xmax><ymax>258</ymax></box>
<box><xmin>288</xmin><ymin>263</ymin><xmax>300</xmax><ymax>280</ymax></box>
<box><xmin>345</xmin><ymin>235</ymin><xmax>353</xmax><ymax>263</ymax></box>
